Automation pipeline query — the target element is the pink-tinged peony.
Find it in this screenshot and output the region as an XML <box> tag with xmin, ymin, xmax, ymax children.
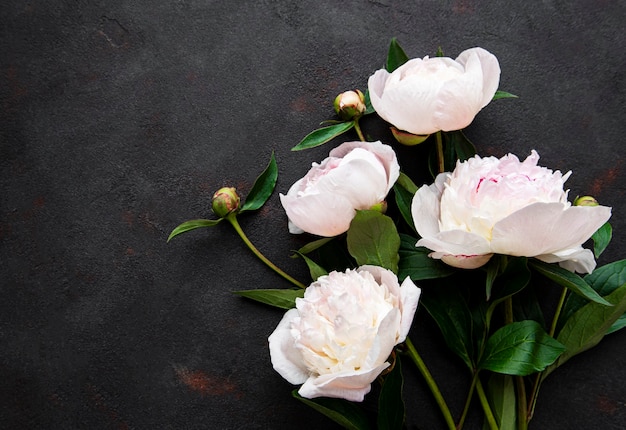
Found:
<box><xmin>268</xmin><ymin>265</ymin><xmax>421</xmax><ymax>401</ymax></box>
<box><xmin>280</xmin><ymin>141</ymin><xmax>400</xmax><ymax>237</ymax></box>
<box><xmin>368</xmin><ymin>47</ymin><xmax>500</xmax><ymax>135</ymax></box>
<box><xmin>411</xmin><ymin>150</ymin><xmax>611</xmax><ymax>273</ymax></box>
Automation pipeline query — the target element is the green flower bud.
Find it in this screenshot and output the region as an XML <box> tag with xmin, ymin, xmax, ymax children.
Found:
<box><xmin>573</xmin><ymin>195</ymin><xmax>599</xmax><ymax>207</ymax></box>
<box><xmin>334</xmin><ymin>90</ymin><xmax>366</xmax><ymax>121</ymax></box>
<box><xmin>212</xmin><ymin>187</ymin><xmax>240</xmax><ymax>217</ymax></box>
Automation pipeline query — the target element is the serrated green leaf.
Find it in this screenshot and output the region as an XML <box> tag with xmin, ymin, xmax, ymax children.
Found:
<box><xmin>292</xmin><ymin>390</ymin><xmax>372</xmax><ymax>430</ymax></box>
<box><xmin>346</xmin><ymin>210</ymin><xmax>400</xmax><ymax>274</ymax></box>
<box><xmin>385</xmin><ymin>37</ymin><xmax>409</xmax><ymax>72</ymax></box>
<box><xmin>240</xmin><ymin>152</ymin><xmax>278</xmax><ymax>213</ymax></box>
<box><xmin>293</xmin><ymin>251</ymin><xmax>328</xmax><ymax>281</ymax></box>
<box><xmin>398</xmin><ymin>234</ymin><xmax>456</xmax><ymax>281</ymax></box>
<box><xmin>492</xmin><ymin>90</ymin><xmax>519</xmax><ymax>100</ymax></box>
<box><xmin>421</xmin><ymin>285</ymin><xmax>475</xmax><ymax>369</ymax></box>
<box><xmin>292</xmin><ymin>122</ymin><xmax>355</xmax><ymax>151</ymax></box>
<box><xmin>558</xmin><ymin>259</ymin><xmax>626</xmax><ymax>333</ymax></box>
<box><xmin>233</xmin><ymin>288</ymin><xmax>304</xmax><ymax>309</ymax></box>
<box><xmin>592</xmin><ymin>222</ymin><xmax>612</xmax><ymax>258</ymax></box>
<box><xmin>393</xmin><ymin>183</ymin><xmax>416</xmax><ymax>233</ymax></box>
<box><xmin>378</xmin><ymin>355</ymin><xmax>405</xmax><ymax>430</ymax></box>
<box><xmin>529</xmin><ymin>259</ymin><xmax>612</xmax><ymax>306</ymax></box>
<box><xmin>485</xmin><ymin>374</ymin><xmax>517</xmax><ymax>430</ymax></box>
<box><xmin>545</xmin><ymin>283</ymin><xmax>626</xmax><ymax>378</ymax></box>
<box><xmin>167</xmin><ymin>218</ymin><xmax>222</xmax><ymax>242</ymax></box>
<box><xmin>479</xmin><ymin>320</ymin><xmax>565</xmax><ymax>376</ymax></box>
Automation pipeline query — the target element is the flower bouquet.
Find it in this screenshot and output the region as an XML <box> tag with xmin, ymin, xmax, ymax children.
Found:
<box><xmin>168</xmin><ymin>39</ymin><xmax>623</xmax><ymax>429</ymax></box>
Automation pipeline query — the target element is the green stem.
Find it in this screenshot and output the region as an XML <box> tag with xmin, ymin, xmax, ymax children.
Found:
<box><xmin>436</xmin><ymin>131</ymin><xmax>445</xmax><ymax>173</ymax></box>
<box><xmin>354</xmin><ymin>118</ymin><xmax>366</xmax><ymax>142</ymax></box>
<box><xmin>226</xmin><ymin>213</ymin><xmax>308</xmax><ymax>289</ymax></box>
<box><xmin>504</xmin><ymin>297</ymin><xmax>528</xmax><ymax>430</ymax></box>
<box><xmin>456</xmin><ymin>372</ymin><xmax>479</xmax><ymax>430</ymax></box>
<box><xmin>405</xmin><ymin>337</ymin><xmax>456</xmax><ymax>430</ymax></box>
<box><xmin>527</xmin><ymin>286</ymin><xmax>568</xmax><ymax>422</ymax></box>
<box><xmin>476</xmin><ymin>377</ymin><xmax>499</xmax><ymax>430</ymax></box>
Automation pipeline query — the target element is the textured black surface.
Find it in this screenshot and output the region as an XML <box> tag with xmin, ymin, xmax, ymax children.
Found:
<box><xmin>1</xmin><ymin>1</ymin><xmax>625</xmax><ymax>429</ymax></box>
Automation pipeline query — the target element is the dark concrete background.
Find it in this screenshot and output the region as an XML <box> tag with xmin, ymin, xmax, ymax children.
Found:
<box><xmin>1</xmin><ymin>1</ymin><xmax>624</xmax><ymax>429</ymax></box>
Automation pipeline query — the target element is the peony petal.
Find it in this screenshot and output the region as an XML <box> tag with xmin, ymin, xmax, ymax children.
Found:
<box><xmin>315</xmin><ymin>150</ymin><xmax>389</xmax><ymax>207</ymax></box>
<box><xmin>268</xmin><ymin>309</ymin><xmax>310</xmax><ymax>385</ymax></box>
<box><xmin>411</xmin><ymin>173</ymin><xmax>448</xmax><ymax>239</ymax></box>
<box><xmin>491</xmin><ymin>203</ymin><xmax>611</xmax><ymax>257</ymax></box>
<box><xmin>440</xmin><ymin>253</ymin><xmax>493</xmax><ymax>269</ymax></box>
<box><xmin>456</xmin><ymin>47</ymin><xmax>501</xmax><ymax>108</ymax></box>
<box><xmin>280</xmin><ymin>192</ymin><xmax>356</xmax><ymax>237</ymax></box>
<box><xmin>535</xmin><ymin>247</ymin><xmax>597</xmax><ymax>274</ymax></box>
<box><xmin>398</xmin><ymin>276</ymin><xmax>421</xmax><ymax>342</ymax></box>
<box><xmin>417</xmin><ymin>228</ymin><xmax>491</xmax><ymax>256</ymax></box>
<box><xmin>298</xmin><ymin>363</ymin><xmax>389</xmax><ymax>401</ymax></box>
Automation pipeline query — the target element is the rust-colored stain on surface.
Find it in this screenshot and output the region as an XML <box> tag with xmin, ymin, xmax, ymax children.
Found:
<box><xmin>590</xmin><ymin>162</ymin><xmax>622</xmax><ymax>197</ymax></box>
<box><xmin>175</xmin><ymin>366</ymin><xmax>240</xmax><ymax>398</ymax></box>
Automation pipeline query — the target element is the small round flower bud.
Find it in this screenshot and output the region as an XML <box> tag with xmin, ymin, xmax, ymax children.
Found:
<box><xmin>573</xmin><ymin>195</ymin><xmax>599</xmax><ymax>207</ymax></box>
<box><xmin>334</xmin><ymin>90</ymin><xmax>366</xmax><ymax>120</ymax></box>
<box><xmin>212</xmin><ymin>187</ymin><xmax>240</xmax><ymax>217</ymax></box>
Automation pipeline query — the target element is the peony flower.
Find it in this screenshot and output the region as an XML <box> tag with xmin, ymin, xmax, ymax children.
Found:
<box><xmin>268</xmin><ymin>265</ymin><xmax>421</xmax><ymax>401</ymax></box>
<box><xmin>368</xmin><ymin>47</ymin><xmax>500</xmax><ymax>135</ymax></box>
<box><xmin>280</xmin><ymin>140</ymin><xmax>400</xmax><ymax>237</ymax></box>
<box><xmin>411</xmin><ymin>150</ymin><xmax>612</xmax><ymax>273</ymax></box>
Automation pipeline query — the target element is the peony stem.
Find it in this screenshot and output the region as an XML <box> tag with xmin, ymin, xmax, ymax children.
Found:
<box><xmin>456</xmin><ymin>372</ymin><xmax>479</xmax><ymax>429</ymax></box>
<box><xmin>526</xmin><ymin>286</ymin><xmax>568</xmax><ymax>422</ymax></box>
<box><xmin>504</xmin><ymin>297</ymin><xmax>529</xmax><ymax>430</ymax></box>
<box><xmin>405</xmin><ymin>337</ymin><xmax>456</xmax><ymax>430</ymax></box>
<box><xmin>476</xmin><ymin>377</ymin><xmax>499</xmax><ymax>430</ymax></box>
<box><xmin>225</xmin><ymin>213</ymin><xmax>308</xmax><ymax>289</ymax></box>
<box><xmin>354</xmin><ymin>118</ymin><xmax>366</xmax><ymax>142</ymax></box>
<box><xmin>436</xmin><ymin>131</ymin><xmax>445</xmax><ymax>173</ymax></box>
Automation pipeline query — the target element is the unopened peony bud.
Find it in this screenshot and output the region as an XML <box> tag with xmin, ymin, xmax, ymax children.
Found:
<box><xmin>573</xmin><ymin>195</ymin><xmax>599</xmax><ymax>207</ymax></box>
<box><xmin>334</xmin><ymin>90</ymin><xmax>366</xmax><ymax>120</ymax></box>
<box><xmin>212</xmin><ymin>187</ymin><xmax>240</xmax><ymax>217</ymax></box>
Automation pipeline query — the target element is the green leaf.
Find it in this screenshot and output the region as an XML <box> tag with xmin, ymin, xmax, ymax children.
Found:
<box><xmin>292</xmin><ymin>390</ymin><xmax>372</xmax><ymax>430</ymax></box>
<box><xmin>377</xmin><ymin>355</ymin><xmax>405</xmax><ymax>430</ymax></box>
<box><xmin>558</xmin><ymin>259</ymin><xmax>626</xmax><ymax>333</ymax></box>
<box><xmin>492</xmin><ymin>90</ymin><xmax>519</xmax><ymax>100</ymax></box>
<box><xmin>529</xmin><ymin>259</ymin><xmax>612</xmax><ymax>306</ymax></box>
<box><xmin>233</xmin><ymin>288</ymin><xmax>304</xmax><ymax>309</ymax></box>
<box><xmin>240</xmin><ymin>152</ymin><xmax>278</xmax><ymax>213</ymax></box>
<box><xmin>607</xmin><ymin>313</ymin><xmax>626</xmax><ymax>335</ymax></box>
<box><xmin>479</xmin><ymin>320</ymin><xmax>565</xmax><ymax>376</ymax></box>
<box><xmin>485</xmin><ymin>374</ymin><xmax>517</xmax><ymax>430</ymax></box>
<box><xmin>512</xmin><ymin>283</ymin><xmax>547</xmax><ymax>330</ymax></box>
<box><xmin>295</xmin><ymin>237</ymin><xmax>334</xmax><ymax>255</ymax></box>
<box><xmin>167</xmin><ymin>218</ymin><xmax>222</xmax><ymax>242</ymax></box>
<box><xmin>545</xmin><ymin>283</ymin><xmax>626</xmax><ymax>378</ymax></box>
<box><xmin>395</xmin><ymin>171</ymin><xmax>418</xmax><ymax>194</ymax></box>
<box><xmin>292</xmin><ymin>122</ymin><xmax>355</xmax><ymax>151</ymax></box>
<box><xmin>484</xmin><ymin>258</ymin><xmax>531</xmax><ymax>326</ymax></box>
<box><xmin>592</xmin><ymin>222</ymin><xmax>612</xmax><ymax>258</ymax></box>
<box><xmin>393</xmin><ymin>183</ymin><xmax>416</xmax><ymax>233</ymax></box>
<box><xmin>421</xmin><ymin>284</ymin><xmax>475</xmax><ymax>369</ymax></box>
<box><xmin>484</xmin><ymin>256</ymin><xmax>502</xmax><ymax>301</ymax></box>
<box><xmin>293</xmin><ymin>251</ymin><xmax>328</xmax><ymax>281</ymax></box>
<box><xmin>346</xmin><ymin>210</ymin><xmax>400</xmax><ymax>274</ymax></box>
<box><xmin>385</xmin><ymin>37</ymin><xmax>409</xmax><ymax>72</ymax></box>
<box><xmin>447</xmin><ymin>130</ymin><xmax>476</xmax><ymax>162</ymax></box>
<box><xmin>364</xmin><ymin>89</ymin><xmax>375</xmax><ymax>115</ymax></box>
<box><xmin>398</xmin><ymin>234</ymin><xmax>456</xmax><ymax>280</ymax></box>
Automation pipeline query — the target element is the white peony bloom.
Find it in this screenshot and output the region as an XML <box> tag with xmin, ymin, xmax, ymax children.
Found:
<box><xmin>280</xmin><ymin>141</ymin><xmax>400</xmax><ymax>237</ymax></box>
<box><xmin>368</xmin><ymin>47</ymin><xmax>500</xmax><ymax>135</ymax></box>
<box><xmin>411</xmin><ymin>150</ymin><xmax>611</xmax><ymax>273</ymax></box>
<box><xmin>268</xmin><ymin>266</ymin><xmax>421</xmax><ymax>401</ymax></box>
